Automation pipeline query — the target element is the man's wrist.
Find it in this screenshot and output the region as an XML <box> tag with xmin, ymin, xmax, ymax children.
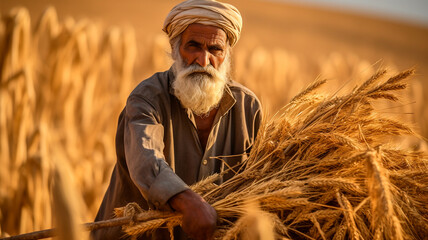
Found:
<box><xmin>168</xmin><ymin>189</ymin><xmax>202</xmax><ymax>212</ymax></box>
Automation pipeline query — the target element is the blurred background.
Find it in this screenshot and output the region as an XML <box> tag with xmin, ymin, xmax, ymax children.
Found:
<box><xmin>1</xmin><ymin>0</ymin><xmax>427</xmax><ymax>237</ymax></box>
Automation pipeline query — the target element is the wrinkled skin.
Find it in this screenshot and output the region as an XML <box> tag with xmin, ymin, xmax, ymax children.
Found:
<box><xmin>178</xmin><ymin>23</ymin><xmax>228</xmax><ymax>69</ymax></box>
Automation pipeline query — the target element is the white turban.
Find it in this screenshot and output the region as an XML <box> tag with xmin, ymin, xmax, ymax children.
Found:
<box><xmin>162</xmin><ymin>0</ymin><xmax>243</xmax><ymax>47</ymax></box>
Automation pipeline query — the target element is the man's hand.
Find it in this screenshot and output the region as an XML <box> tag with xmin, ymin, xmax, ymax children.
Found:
<box><xmin>168</xmin><ymin>189</ymin><xmax>217</xmax><ymax>240</ymax></box>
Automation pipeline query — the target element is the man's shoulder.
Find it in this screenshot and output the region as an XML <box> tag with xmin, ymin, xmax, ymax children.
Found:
<box><xmin>129</xmin><ymin>69</ymin><xmax>172</xmax><ymax>101</ymax></box>
<box><xmin>227</xmin><ymin>80</ymin><xmax>260</xmax><ymax>102</ymax></box>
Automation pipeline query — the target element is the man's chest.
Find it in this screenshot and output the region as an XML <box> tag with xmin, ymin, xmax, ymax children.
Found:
<box><xmin>194</xmin><ymin>108</ymin><xmax>219</xmax><ymax>150</ymax></box>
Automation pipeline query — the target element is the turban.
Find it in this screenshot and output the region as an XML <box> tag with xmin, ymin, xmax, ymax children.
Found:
<box><xmin>162</xmin><ymin>0</ymin><xmax>242</xmax><ymax>47</ymax></box>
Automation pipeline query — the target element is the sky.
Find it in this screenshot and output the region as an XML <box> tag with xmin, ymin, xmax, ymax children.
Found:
<box><xmin>275</xmin><ymin>0</ymin><xmax>428</xmax><ymax>27</ymax></box>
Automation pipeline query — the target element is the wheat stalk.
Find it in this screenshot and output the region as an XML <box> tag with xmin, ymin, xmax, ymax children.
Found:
<box><xmin>111</xmin><ymin>69</ymin><xmax>427</xmax><ymax>239</ymax></box>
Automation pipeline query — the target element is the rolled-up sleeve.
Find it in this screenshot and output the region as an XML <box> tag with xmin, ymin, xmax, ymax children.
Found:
<box><xmin>124</xmin><ymin>95</ymin><xmax>189</xmax><ymax>209</ymax></box>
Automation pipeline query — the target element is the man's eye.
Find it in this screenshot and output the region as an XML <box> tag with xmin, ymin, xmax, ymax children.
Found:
<box><xmin>209</xmin><ymin>47</ymin><xmax>223</xmax><ymax>53</ymax></box>
<box><xmin>186</xmin><ymin>42</ymin><xmax>200</xmax><ymax>49</ymax></box>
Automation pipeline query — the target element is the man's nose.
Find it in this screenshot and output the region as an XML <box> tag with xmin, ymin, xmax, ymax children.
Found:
<box><xmin>195</xmin><ymin>51</ymin><xmax>210</xmax><ymax>67</ymax></box>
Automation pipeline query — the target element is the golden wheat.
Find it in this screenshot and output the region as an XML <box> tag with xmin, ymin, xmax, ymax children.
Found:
<box><xmin>115</xmin><ymin>69</ymin><xmax>428</xmax><ymax>240</ymax></box>
<box><xmin>1</xmin><ymin>5</ymin><xmax>427</xmax><ymax>240</ymax></box>
<box><xmin>0</xmin><ymin>7</ymin><xmax>136</xmax><ymax>236</ymax></box>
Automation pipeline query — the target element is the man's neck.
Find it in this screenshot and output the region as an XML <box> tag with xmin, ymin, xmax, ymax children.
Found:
<box><xmin>194</xmin><ymin>108</ymin><xmax>218</xmax><ymax>150</ymax></box>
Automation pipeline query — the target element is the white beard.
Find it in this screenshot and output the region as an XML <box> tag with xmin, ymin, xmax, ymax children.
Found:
<box><xmin>172</xmin><ymin>52</ymin><xmax>231</xmax><ymax>117</ymax></box>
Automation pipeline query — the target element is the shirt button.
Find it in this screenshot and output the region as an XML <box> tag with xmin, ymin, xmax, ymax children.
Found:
<box><xmin>202</xmin><ymin>159</ymin><xmax>208</xmax><ymax>165</ymax></box>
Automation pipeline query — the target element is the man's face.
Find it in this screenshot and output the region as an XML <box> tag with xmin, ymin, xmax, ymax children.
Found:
<box><xmin>178</xmin><ymin>23</ymin><xmax>228</xmax><ymax>69</ymax></box>
<box><xmin>171</xmin><ymin>24</ymin><xmax>231</xmax><ymax>117</ymax></box>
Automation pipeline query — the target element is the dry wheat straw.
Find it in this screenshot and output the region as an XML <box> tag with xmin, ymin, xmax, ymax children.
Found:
<box><xmin>115</xmin><ymin>69</ymin><xmax>427</xmax><ymax>240</ymax></box>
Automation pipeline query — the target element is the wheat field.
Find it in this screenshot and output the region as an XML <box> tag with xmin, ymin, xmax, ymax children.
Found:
<box><xmin>0</xmin><ymin>4</ymin><xmax>427</xmax><ymax>239</ymax></box>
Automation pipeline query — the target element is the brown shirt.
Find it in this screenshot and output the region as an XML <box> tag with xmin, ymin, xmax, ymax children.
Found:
<box><xmin>92</xmin><ymin>68</ymin><xmax>262</xmax><ymax>239</ymax></box>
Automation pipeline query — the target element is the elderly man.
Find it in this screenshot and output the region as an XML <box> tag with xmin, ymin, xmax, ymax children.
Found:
<box><xmin>92</xmin><ymin>0</ymin><xmax>262</xmax><ymax>239</ymax></box>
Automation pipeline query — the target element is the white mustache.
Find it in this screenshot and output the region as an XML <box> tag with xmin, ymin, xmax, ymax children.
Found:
<box><xmin>181</xmin><ymin>64</ymin><xmax>218</xmax><ymax>79</ymax></box>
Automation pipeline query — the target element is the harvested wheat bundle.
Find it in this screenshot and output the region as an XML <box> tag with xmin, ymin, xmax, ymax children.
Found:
<box><xmin>115</xmin><ymin>68</ymin><xmax>428</xmax><ymax>240</ymax></box>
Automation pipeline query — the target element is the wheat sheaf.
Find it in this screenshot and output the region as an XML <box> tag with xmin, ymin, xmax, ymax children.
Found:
<box><xmin>116</xmin><ymin>69</ymin><xmax>428</xmax><ymax>240</ymax></box>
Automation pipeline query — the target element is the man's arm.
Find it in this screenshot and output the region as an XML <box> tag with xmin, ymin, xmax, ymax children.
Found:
<box><xmin>124</xmin><ymin>95</ymin><xmax>189</xmax><ymax>209</ymax></box>
<box><xmin>124</xmin><ymin>95</ymin><xmax>217</xmax><ymax>238</ymax></box>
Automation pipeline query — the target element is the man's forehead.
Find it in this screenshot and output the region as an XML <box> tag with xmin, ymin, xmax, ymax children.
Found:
<box><xmin>181</xmin><ymin>23</ymin><xmax>227</xmax><ymax>45</ymax></box>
